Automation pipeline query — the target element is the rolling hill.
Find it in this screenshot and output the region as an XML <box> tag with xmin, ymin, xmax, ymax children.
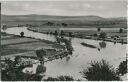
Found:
<box><xmin>1</xmin><ymin>14</ymin><xmax>127</xmax><ymax>28</ymax></box>
<box><xmin>2</xmin><ymin>14</ymin><xmax>106</xmax><ymax>21</ymax></box>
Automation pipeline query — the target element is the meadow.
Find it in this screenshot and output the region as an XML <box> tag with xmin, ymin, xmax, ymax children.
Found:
<box><xmin>1</xmin><ymin>32</ymin><xmax>64</xmax><ymax>57</ymax></box>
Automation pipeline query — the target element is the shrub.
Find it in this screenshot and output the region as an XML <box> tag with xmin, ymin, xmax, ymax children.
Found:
<box><xmin>81</xmin><ymin>59</ymin><xmax>120</xmax><ymax>81</ymax></box>
<box><xmin>14</xmin><ymin>56</ymin><xmax>21</xmax><ymax>65</ymax></box>
<box><xmin>99</xmin><ymin>32</ymin><xmax>107</xmax><ymax>40</ymax></box>
<box><xmin>44</xmin><ymin>77</ymin><xmax>59</xmax><ymax>81</ymax></box>
<box><xmin>119</xmin><ymin>28</ymin><xmax>123</xmax><ymax>33</ymax></box>
<box><xmin>117</xmin><ymin>60</ymin><xmax>127</xmax><ymax>75</ymax></box>
<box><xmin>36</xmin><ymin>64</ymin><xmax>46</xmax><ymax>74</ymax></box>
<box><xmin>60</xmin><ymin>30</ymin><xmax>64</xmax><ymax>36</ymax></box>
<box><xmin>54</xmin><ymin>30</ymin><xmax>58</xmax><ymax>35</ymax></box>
<box><xmin>1</xmin><ymin>57</ymin><xmax>44</xmax><ymax>81</ymax></box>
<box><xmin>58</xmin><ymin>75</ymin><xmax>74</xmax><ymax>81</ymax></box>
<box><xmin>93</xmin><ymin>33</ymin><xmax>98</xmax><ymax>37</ymax></box>
<box><xmin>69</xmin><ymin>32</ymin><xmax>73</xmax><ymax>37</ymax></box>
<box><xmin>20</xmin><ymin>32</ymin><xmax>24</xmax><ymax>37</ymax></box>
<box><xmin>97</xmin><ymin>28</ymin><xmax>101</xmax><ymax>32</ymax></box>
<box><xmin>36</xmin><ymin>49</ymin><xmax>46</xmax><ymax>60</ymax></box>
<box><xmin>43</xmin><ymin>75</ymin><xmax>74</xmax><ymax>81</ymax></box>
<box><xmin>99</xmin><ymin>41</ymin><xmax>106</xmax><ymax>48</ymax></box>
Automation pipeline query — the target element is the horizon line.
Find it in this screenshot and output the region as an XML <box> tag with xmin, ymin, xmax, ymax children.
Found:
<box><xmin>1</xmin><ymin>14</ymin><xmax>126</xmax><ymax>18</ymax></box>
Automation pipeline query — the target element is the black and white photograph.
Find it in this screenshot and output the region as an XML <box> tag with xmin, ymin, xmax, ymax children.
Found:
<box><xmin>1</xmin><ymin>0</ymin><xmax>127</xmax><ymax>81</ymax></box>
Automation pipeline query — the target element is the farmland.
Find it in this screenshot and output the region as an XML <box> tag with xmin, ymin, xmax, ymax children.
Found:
<box><xmin>1</xmin><ymin>32</ymin><xmax>64</xmax><ymax>57</ymax></box>
<box><xmin>27</xmin><ymin>26</ymin><xmax>127</xmax><ymax>44</ymax></box>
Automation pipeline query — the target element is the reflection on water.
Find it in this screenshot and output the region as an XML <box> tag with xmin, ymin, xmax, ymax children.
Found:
<box><xmin>4</xmin><ymin>27</ymin><xmax>127</xmax><ymax>80</ymax></box>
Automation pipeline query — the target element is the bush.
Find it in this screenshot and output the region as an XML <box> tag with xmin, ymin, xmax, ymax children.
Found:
<box><xmin>54</xmin><ymin>30</ymin><xmax>58</xmax><ymax>35</ymax></box>
<box><xmin>97</xmin><ymin>28</ymin><xmax>101</xmax><ymax>32</ymax></box>
<box><xmin>44</xmin><ymin>77</ymin><xmax>59</xmax><ymax>81</ymax></box>
<box><xmin>36</xmin><ymin>64</ymin><xmax>46</xmax><ymax>74</ymax></box>
<box><xmin>60</xmin><ymin>30</ymin><xmax>65</xmax><ymax>36</ymax></box>
<box><xmin>81</xmin><ymin>60</ymin><xmax>120</xmax><ymax>81</ymax></box>
<box><xmin>36</xmin><ymin>49</ymin><xmax>46</xmax><ymax>60</ymax></box>
<box><xmin>43</xmin><ymin>75</ymin><xmax>74</xmax><ymax>81</ymax></box>
<box><xmin>1</xmin><ymin>57</ymin><xmax>43</xmax><ymax>81</ymax></box>
<box><xmin>93</xmin><ymin>33</ymin><xmax>98</xmax><ymax>37</ymax></box>
<box><xmin>119</xmin><ymin>28</ymin><xmax>123</xmax><ymax>33</ymax></box>
<box><xmin>117</xmin><ymin>60</ymin><xmax>127</xmax><ymax>75</ymax></box>
<box><xmin>20</xmin><ymin>32</ymin><xmax>24</xmax><ymax>37</ymax></box>
<box><xmin>14</xmin><ymin>56</ymin><xmax>21</xmax><ymax>65</ymax></box>
<box><xmin>58</xmin><ymin>75</ymin><xmax>74</xmax><ymax>81</ymax></box>
<box><xmin>99</xmin><ymin>41</ymin><xmax>106</xmax><ymax>48</ymax></box>
<box><xmin>99</xmin><ymin>32</ymin><xmax>107</xmax><ymax>40</ymax></box>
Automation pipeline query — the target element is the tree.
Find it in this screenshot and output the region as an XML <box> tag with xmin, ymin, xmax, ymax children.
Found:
<box><xmin>2</xmin><ymin>25</ymin><xmax>7</xmax><ymax>30</ymax></box>
<box><xmin>69</xmin><ymin>32</ymin><xmax>73</xmax><ymax>37</ymax></box>
<box><xmin>2</xmin><ymin>58</ymin><xmax>19</xmax><ymax>81</ymax></box>
<box><xmin>36</xmin><ymin>63</ymin><xmax>46</xmax><ymax>75</ymax></box>
<box><xmin>97</xmin><ymin>28</ymin><xmax>101</xmax><ymax>32</ymax></box>
<box><xmin>117</xmin><ymin>60</ymin><xmax>127</xmax><ymax>75</ymax></box>
<box><xmin>54</xmin><ymin>30</ymin><xmax>58</xmax><ymax>36</ymax></box>
<box><xmin>99</xmin><ymin>41</ymin><xmax>106</xmax><ymax>48</ymax></box>
<box><xmin>55</xmin><ymin>36</ymin><xmax>61</xmax><ymax>43</ymax></box>
<box><xmin>93</xmin><ymin>33</ymin><xmax>98</xmax><ymax>40</ymax></box>
<box><xmin>99</xmin><ymin>32</ymin><xmax>106</xmax><ymax>40</ymax></box>
<box><xmin>93</xmin><ymin>34</ymin><xmax>98</xmax><ymax>37</ymax></box>
<box><xmin>20</xmin><ymin>32</ymin><xmax>24</xmax><ymax>37</ymax></box>
<box><xmin>50</xmin><ymin>32</ymin><xmax>53</xmax><ymax>34</ymax></box>
<box><xmin>43</xmin><ymin>75</ymin><xmax>74</xmax><ymax>81</ymax></box>
<box><xmin>1</xmin><ymin>57</ymin><xmax>44</xmax><ymax>81</ymax></box>
<box><xmin>63</xmin><ymin>38</ymin><xmax>73</xmax><ymax>54</ymax></box>
<box><xmin>60</xmin><ymin>30</ymin><xmax>64</xmax><ymax>36</ymax></box>
<box><xmin>46</xmin><ymin>22</ymin><xmax>54</xmax><ymax>26</ymax></box>
<box><xmin>57</xmin><ymin>75</ymin><xmax>74</xmax><ymax>81</ymax></box>
<box><xmin>81</xmin><ymin>60</ymin><xmax>120</xmax><ymax>81</ymax></box>
<box><xmin>119</xmin><ymin>28</ymin><xmax>123</xmax><ymax>33</ymax></box>
<box><xmin>14</xmin><ymin>56</ymin><xmax>21</xmax><ymax>65</ymax></box>
<box><xmin>36</xmin><ymin>49</ymin><xmax>46</xmax><ymax>61</ymax></box>
<box><xmin>62</xmin><ymin>23</ymin><xmax>67</xmax><ymax>27</ymax></box>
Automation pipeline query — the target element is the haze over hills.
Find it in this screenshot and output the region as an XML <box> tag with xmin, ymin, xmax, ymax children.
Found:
<box><xmin>1</xmin><ymin>14</ymin><xmax>126</xmax><ymax>22</ymax></box>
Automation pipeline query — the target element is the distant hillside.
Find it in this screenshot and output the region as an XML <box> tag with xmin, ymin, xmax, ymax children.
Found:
<box><xmin>2</xmin><ymin>14</ymin><xmax>106</xmax><ymax>22</ymax></box>
<box><xmin>1</xmin><ymin>14</ymin><xmax>127</xmax><ymax>28</ymax></box>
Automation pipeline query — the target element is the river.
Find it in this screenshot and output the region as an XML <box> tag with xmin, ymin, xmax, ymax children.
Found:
<box><xmin>3</xmin><ymin>27</ymin><xmax>127</xmax><ymax>80</ymax></box>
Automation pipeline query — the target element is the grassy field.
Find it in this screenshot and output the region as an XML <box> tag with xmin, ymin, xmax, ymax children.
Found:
<box><xmin>28</xmin><ymin>26</ymin><xmax>127</xmax><ymax>37</ymax></box>
<box><xmin>28</xmin><ymin>26</ymin><xmax>127</xmax><ymax>34</ymax></box>
<box><xmin>1</xmin><ymin>32</ymin><xmax>64</xmax><ymax>56</ymax></box>
<box><xmin>28</xmin><ymin>26</ymin><xmax>127</xmax><ymax>44</ymax></box>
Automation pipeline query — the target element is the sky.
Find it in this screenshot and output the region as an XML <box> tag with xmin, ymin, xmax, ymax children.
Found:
<box><xmin>1</xmin><ymin>0</ymin><xmax>127</xmax><ymax>17</ymax></box>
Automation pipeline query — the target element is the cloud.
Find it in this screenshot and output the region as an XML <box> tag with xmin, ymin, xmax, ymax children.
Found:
<box><xmin>1</xmin><ymin>1</ymin><xmax>126</xmax><ymax>17</ymax></box>
<box><xmin>83</xmin><ymin>4</ymin><xmax>91</xmax><ymax>8</ymax></box>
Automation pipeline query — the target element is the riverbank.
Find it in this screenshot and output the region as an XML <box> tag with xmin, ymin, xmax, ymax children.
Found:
<box><xmin>27</xmin><ymin>27</ymin><xmax>127</xmax><ymax>44</ymax></box>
